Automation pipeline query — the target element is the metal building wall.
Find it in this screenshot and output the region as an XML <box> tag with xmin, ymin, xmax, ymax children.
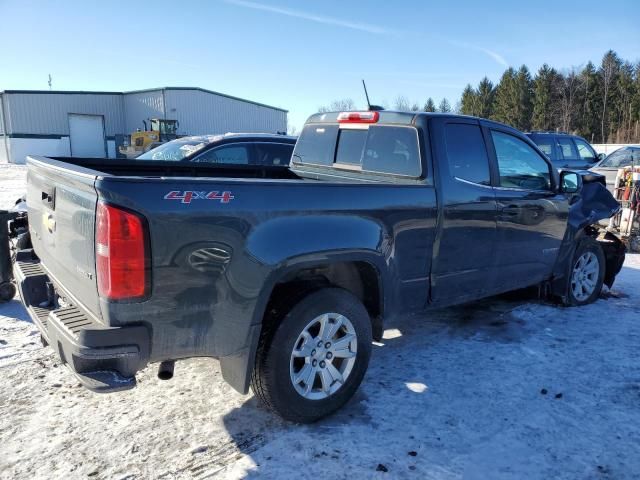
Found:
<box><xmin>0</xmin><ymin>94</ymin><xmax>5</xmax><ymax>134</ymax></box>
<box><xmin>164</xmin><ymin>89</ymin><xmax>287</xmax><ymax>136</ymax></box>
<box><xmin>123</xmin><ymin>90</ymin><xmax>165</xmax><ymax>133</ymax></box>
<box><xmin>0</xmin><ymin>94</ymin><xmax>7</xmax><ymax>163</ymax></box>
<box><xmin>2</xmin><ymin>92</ymin><xmax>124</xmax><ymax>136</ymax></box>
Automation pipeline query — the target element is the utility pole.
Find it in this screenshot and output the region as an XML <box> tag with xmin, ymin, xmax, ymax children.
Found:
<box><xmin>48</xmin><ymin>74</ymin><xmax>52</xmax><ymax>90</ymax></box>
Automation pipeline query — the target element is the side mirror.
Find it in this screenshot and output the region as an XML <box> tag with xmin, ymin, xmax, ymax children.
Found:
<box><xmin>560</xmin><ymin>171</ymin><xmax>582</xmax><ymax>194</ymax></box>
<box><xmin>597</xmin><ymin>152</ymin><xmax>606</xmax><ymax>162</ymax></box>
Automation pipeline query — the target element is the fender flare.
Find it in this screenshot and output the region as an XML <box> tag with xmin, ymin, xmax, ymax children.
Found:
<box><xmin>220</xmin><ymin>251</ymin><xmax>389</xmax><ymax>394</ymax></box>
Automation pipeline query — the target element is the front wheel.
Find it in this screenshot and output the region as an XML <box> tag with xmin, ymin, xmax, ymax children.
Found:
<box><xmin>251</xmin><ymin>288</ymin><xmax>372</xmax><ymax>423</ymax></box>
<box><xmin>563</xmin><ymin>238</ymin><xmax>605</xmax><ymax>306</ymax></box>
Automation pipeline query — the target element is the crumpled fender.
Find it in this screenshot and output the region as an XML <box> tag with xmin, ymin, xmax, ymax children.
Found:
<box><xmin>567</xmin><ymin>174</ymin><xmax>620</xmax><ymax>230</ymax></box>
<box><xmin>551</xmin><ymin>172</ymin><xmax>625</xmax><ymax>297</ymax></box>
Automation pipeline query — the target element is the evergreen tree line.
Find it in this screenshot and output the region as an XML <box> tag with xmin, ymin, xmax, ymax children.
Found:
<box><xmin>459</xmin><ymin>50</ymin><xmax>639</xmax><ymax>143</ymax></box>
<box><xmin>318</xmin><ymin>50</ymin><xmax>640</xmax><ymax>143</ymax></box>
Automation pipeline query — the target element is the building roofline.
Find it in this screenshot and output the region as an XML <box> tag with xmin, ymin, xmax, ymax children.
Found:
<box><xmin>126</xmin><ymin>87</ymin><xmax>288</xmax><ymax>113</ymax></box>
<box><xmin>0</xmin><ymin>89</ymin><xmax>123</xmax><ymax>96</ymax></box>
<box><xmin>0</xmin><ymin>87</ymin><xmax>288</xmax><ymax>113</ymax></box>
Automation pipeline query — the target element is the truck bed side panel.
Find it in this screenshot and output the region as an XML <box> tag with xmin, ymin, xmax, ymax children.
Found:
<box><xmin>95</xmin><ymin>177</ymin><xmax>437</xmax><ymax>362</ymax></box>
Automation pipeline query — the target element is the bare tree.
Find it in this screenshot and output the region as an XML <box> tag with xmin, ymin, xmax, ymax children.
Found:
<box><xmin>556</xmin><ymin>67</ymin><xmax>584</xmax><ymax>133</ymax></box>
<box><xmin>394</xmin><ymin>95</ymin><xmax>410</xmax><ymax>111</ymax></box>
<box><xmin>410</xmin><ymin>103</ymin><xmax>420</xmax><ymax>112</ymax></box>
<box><xmin>318</xmin><ymin>98</ymin><xmax>356</xmax><ymax>113</ymax></box>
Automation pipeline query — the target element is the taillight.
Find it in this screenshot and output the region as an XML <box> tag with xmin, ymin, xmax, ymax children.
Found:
<box><xmin>96</xmin><ymin>202</ymin><xmax>149</xmax><ymax>300</ymax></box>
<box><xmin>337</xmin><ymin>111</ymin><xmax>379</xmax><ymax>123</ymax></box>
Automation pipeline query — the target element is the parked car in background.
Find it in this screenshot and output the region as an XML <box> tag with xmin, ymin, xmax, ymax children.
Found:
<box><xmin>590</xmin><ymin>145</ymin><xmax>640</xmax><ymax>193</ymax></box>
<box><xmin>526</xmin><ymin>131</ymin><xmax>600</xmax><ymax>169</ymax></box>
<box><xmin>138</xmin><ymin>133</ymin><xmax>296</xmax><ymax>166</ymax></box>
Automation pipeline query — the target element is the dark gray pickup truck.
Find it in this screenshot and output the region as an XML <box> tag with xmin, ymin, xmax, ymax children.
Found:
<box><xmin>10</xmin><ymin>111</ymin><xmax>624</xmax><ymax>422</ymax></box>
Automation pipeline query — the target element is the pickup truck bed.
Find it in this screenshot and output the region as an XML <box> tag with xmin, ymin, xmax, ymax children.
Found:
<box><xmin>11</xmin><ymin>111</ymin><xmax>625</xmax><ymax>422</ymax></box>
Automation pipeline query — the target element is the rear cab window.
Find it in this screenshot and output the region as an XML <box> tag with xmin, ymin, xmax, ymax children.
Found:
<box><xmin>444</xmin><ymin>123</ymin><xmax>490</xmax><ymax>185</ymax></box>
<box><xmin>292</xmin><ymin>117</ymin><xmax>422</xmax><ymax>178</ymax></box>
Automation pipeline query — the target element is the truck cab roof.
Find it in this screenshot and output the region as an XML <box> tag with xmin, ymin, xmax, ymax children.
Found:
<box><xmin>305</xmin><ymin>110</ymin><xmax>522</xmax><ymax>132</ymax></box>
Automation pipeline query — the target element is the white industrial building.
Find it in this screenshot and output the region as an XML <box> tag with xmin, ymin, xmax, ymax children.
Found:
<box><xmin>0</xmin><ymin>87</ymin><xmax>288</xmax><ymax>164</ymax></box>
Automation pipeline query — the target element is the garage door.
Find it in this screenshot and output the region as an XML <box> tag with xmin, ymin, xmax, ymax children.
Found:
<box><xmin>68</xmin><ymin>114</ymin><xmax>106</xmax><ymax>157</ymax></box>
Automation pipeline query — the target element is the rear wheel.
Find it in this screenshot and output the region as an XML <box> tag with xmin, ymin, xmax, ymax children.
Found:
<box><xmin>251</xmin><ymin>288</ymin><xmax>372</xmax><ymax>423</ymax></box>
<box><xmin>563</xmin><ymin>238</ymin><xmax>605</xmax><ymax>306</ymax></box>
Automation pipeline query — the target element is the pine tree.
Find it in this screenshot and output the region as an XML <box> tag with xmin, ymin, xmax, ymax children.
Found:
<box><xmin>438</xmin><ymin>98</ymin><xmax>452</xmax><ymax>113</ymax></box>
<box><xmin>532</xmin><ymin>64</ymin><xmax>559</xmax><ymax>131</ymax></box>
<box><xmin>423</xmin><ymin>98</ymin><xmax>436</xmax><ymax>112</ymax></box>
<box><xmin>456</xmin><ymin>50</ymin><xmax>640</xmax><ymax>143</ymax></box>
<box><xmin>599</xmin><ymin>50</ymin><xmax>622</xmax><ymax>142</ymax></box>
<box><xmin>460</xmin><ymin>84</ymin><xmax>479</xmax><ymax>116</ymax></box>
<box><xmin>515</xmin><ymin>65</ymin><xmax>534</xmax><ymax>131</ymax></box>
<box><xmin>476</xmin><ymin>77</ymin><xmax>495</xmax><ymax>119</ymax></box>
<box><xmin>579</xmin><ymin>62</ymin><xmax>601</xmax><ymax>142</ymax></box>
<box><xmin>492</xmin><ymin>68</ymin><xmax>519</xmax><ymax>126</ymax></box>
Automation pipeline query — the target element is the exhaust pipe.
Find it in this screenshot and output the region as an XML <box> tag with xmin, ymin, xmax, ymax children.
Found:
<box><xmin>158</xmin><ymin>360</ymin><xmax>175</xmax><ymax>380</ymax></box>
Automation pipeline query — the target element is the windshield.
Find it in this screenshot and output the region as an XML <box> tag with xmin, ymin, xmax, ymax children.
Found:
<box><xmin>600</xmin><ymin>148</ymin><xmax>640</xmax><ymax>168</ymax></box>
<box><xmin>137</xmin><ymin>139</ymin><xmax>209</xmax><ymax>161</ymax></box>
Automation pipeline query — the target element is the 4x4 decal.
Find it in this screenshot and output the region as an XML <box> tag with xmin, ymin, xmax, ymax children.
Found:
<box><xmin>164</xmin><ymin>190</ymin><xmax>235</xmax><ymax>204</ymax></box>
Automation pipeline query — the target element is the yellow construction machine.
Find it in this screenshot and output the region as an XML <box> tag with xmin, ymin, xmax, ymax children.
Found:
<box><xmin>119</xmin><ymin>119</ymin><xmax>180</xmax><ymax>158</ymax></box>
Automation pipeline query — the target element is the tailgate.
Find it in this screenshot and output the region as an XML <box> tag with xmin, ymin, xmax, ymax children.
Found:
<box><xmin>26</xmin><ymin>157</ymin><xmax>102</xmax><ymax>319</ymax></box>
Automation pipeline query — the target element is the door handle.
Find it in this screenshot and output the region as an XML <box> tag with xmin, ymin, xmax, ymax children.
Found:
<box><xmin>501</xmin><ymin>206</ymin><xmax>521</xmax><ymax>215</ymax></box>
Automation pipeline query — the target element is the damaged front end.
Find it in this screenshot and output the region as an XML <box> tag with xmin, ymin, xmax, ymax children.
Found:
<box><xmin>551</xmin><ymin>171</ymin><xmax>626</xmax><ymax>298</ymax></box>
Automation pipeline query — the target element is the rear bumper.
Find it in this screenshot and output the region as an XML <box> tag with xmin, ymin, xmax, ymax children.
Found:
<box><xmin>13</xmin><ymin>250</ymin><xmax>150</xmax><ymax>392</ymax></box>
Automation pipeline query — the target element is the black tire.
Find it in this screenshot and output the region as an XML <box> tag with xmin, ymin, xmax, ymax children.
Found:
<box><xmin>563</xmin><ymin>237</ymin><xmax>605</xmax><ymax>306</ymax></box>
<box><xmin>251</xmin><ymin>288</ymin><xmax>372</xmax><ymax>423</ymax></box>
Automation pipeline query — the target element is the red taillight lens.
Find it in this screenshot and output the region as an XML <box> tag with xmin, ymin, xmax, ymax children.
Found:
<box><xmin>337</xmin><ymin>111</ymin><xmax>379</xmax><ymax>123</ymax></box>
<box><xmin>96</xmin><ymin>202</ymin><xmax>149</xmax><ymax>300</ymax></box>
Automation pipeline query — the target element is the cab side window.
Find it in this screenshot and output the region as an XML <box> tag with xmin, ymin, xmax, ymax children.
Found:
<box><xmin>491</xmin><ymin>131</ymin><xmax>551</xmax><ymax>190</ymax></box>
<box><xmin>444</xmin><ymin>123</ymin><xmax>491</xmax><ymax>185</ymax></box>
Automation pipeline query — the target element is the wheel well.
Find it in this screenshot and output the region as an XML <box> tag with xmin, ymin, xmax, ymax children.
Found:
<box><xmin>597</xmin><ymin>231</ymin><xmax>626</xmax><ymax>288</ymax></box>
<box><xmin>263</xmin><ymin>261</ymin><xmax>383</xmax><ymax>340</ymax></box>
<box><xmin>581</xmin><ymin>226</ymin><xmax>626</xmax><ymax>289</ymax></box>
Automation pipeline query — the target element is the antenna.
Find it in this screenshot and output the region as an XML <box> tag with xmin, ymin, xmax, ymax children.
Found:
<box><xmin>47</xmin><ymin>74</ymin><xmax>52</xmax><ymax>90</ymax></box>
<box><xmin>361</xmin><ymin>79</ymin><xmax>384</xmax><ymax>111</ymax></box>
<box><xmin>362</xmin><ymin>79</ymin><xmax>371</xmax><ymax>109</ymax></box>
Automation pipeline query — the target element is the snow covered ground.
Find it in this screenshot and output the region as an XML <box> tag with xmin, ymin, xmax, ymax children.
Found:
<box><xmin>1</xmin><ymin>164</ymin><xmax>639</xmax><ymax>479</ymax></box>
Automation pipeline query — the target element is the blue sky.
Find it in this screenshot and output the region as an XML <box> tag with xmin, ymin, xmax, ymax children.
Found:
<box><xmin>1</xmin><ymin>0</ymin><xmax>638</xmax><ymax>131</ymax></box>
